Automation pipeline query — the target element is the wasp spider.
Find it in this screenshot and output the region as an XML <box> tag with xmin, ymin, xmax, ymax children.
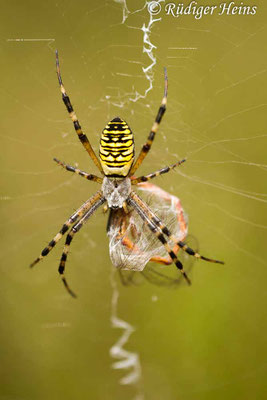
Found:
<box><xmin>30</xmin><ymin>51</ymin><xmax>224</xmax><ymax>297</ymax></box>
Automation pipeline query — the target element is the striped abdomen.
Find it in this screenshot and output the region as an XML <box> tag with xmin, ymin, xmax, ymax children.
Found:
<box><xmin>99</xmin><ymin>117</ymin><xmax>135</xmax><ymax>177</ymax></box>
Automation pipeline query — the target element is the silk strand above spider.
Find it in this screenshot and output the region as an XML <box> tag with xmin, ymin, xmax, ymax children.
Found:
<box><xmin>30</xmin><ymin>51</ymin><xmax>224</xmax><ymax>297</ymax></box>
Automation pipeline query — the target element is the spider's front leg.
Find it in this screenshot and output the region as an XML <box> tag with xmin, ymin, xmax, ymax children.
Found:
<box><xmin>30</xmin><ymin>191</ymin><xmax>104</xmax><ymax>268</ymax></box>
<box><xmin>127</xmin><ymin>191</ymin><xmax>224</xmax><ymax>284</ymax></box>
<box><xmin>127</xmin><ymin>192</ymin><xmax>191</xmax><ymax>285</ymax></box>
<box><xmin>58</xmin><ymin>194</ymin><xmax>106</xmax><ymax>297</ymax></box>
<box><xmin>129</xmin><ymin>191</ymin><xmax>224</xmax><ymax>265</ymax></box>
<box><xmin>153</xmin><ymin>216</ymin><xmax>224</xmax><ymax>264</ymax></box>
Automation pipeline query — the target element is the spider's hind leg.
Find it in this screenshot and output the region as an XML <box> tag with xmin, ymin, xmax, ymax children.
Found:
<box><xmin>55</xmin><ymin>51</ymin><xmax>103</xmax><ymax>174</ymax></box>
<box><xmin>130</xmin><ymin>68</ymin><xmax>168</xmax><ymax>176</ymax></box>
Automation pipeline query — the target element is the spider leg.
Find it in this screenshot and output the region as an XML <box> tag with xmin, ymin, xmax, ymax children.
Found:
<box><xmin>127</xmin><ymin>191</ymin><xmax>191</xmax><ymax>285</ymax></box>
<box><xmin>30</xmin><ymin>191</ymin><xmax>103</xmax><ymax>268</ymax></box>
<box><xmin>55</xmin><ymin>50</ymin><xmax>103</xmax><ymax>174</ymax></box>
<box><xmin>129</xmin><ymin>191</ymin><xmax>224</xmax><ymax>265</ymax></box>
<box><xmin>54</xmin><ymin>158</ymin><xmax>103</xmax><ymax>183</ymax></box>
<box><xmin>151</xmin><ymin>215</ymin><xmax>224</xmax><ymax>264</ymax></box>
<box><xmin>58</xmin><ymin>195</ymin><xmax>106</xmax><ymax>297</ymax></box>
<box><xmin>130</xmin><ymin>68</ymin><xmax>168</xmax><ymax>176</ymax></box>
<box><xmin>131</xmin><ymin>159</ymin><xmax>186</xmax><ymax>185</ymax></box>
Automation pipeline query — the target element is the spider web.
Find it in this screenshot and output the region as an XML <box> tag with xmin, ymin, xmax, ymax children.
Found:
<box><xmin>1</xmin><ymin>1</ymin><xmax>267</xmax><ymax>399</ymax></box>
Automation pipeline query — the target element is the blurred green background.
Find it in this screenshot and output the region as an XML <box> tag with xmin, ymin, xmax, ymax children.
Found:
<box><xmin>1</xmin><ymin>1</ymin><xmax>267</xmax><ymax>399</ymax></box>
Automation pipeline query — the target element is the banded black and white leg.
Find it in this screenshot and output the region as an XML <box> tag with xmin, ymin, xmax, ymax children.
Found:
<box><xmin>145</xmin><ymin>205</ymin><xmax>224</xmax><ymax>264</ymax></box>
<box><xmin>131</xmin><ymin>159</ymin><xmax>186</xmax><ymax>185</ymax></box>
<box><xmin>58</xmin><ymin>194</ymin><xmax>106</xmax><ymax>297</ymax></box>
<box><xmin>127</xmin><ymin>192</ymin><xmax>192</xmax><ymax>285</ymax></box>
<box><xmin>129</xmin><ymin>191</ymin><xmax>224</xmax><ymax>265</ymax></box>
<box><xmin>56</xmin><ymin>50</ymin><xmax>103</xmax><ymax>174</ymax></box>
<box><xmin>30</xmin><ymin>191</ymin><xmax>104</xmax><ymax>268</ymax></box>
<box><xmin>130</xmin><ymin>68</ymin><xmax>168</xmax><ymax>176</ymax></box>
<box><xmin>54</xmin><ymin>158</ymin><xmax>103</xmax><ymax>184</ymax></box>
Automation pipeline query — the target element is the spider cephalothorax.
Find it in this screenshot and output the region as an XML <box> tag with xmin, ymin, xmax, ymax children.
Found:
<box><xmin>30</xmin><ymin>50</ymin><xmax>224</xmax><ymax>297</ymax></box>
<box><xmin>102</xmin><ymin>177</ymin><xmax>131</xmax><ymax>209</ymax></box>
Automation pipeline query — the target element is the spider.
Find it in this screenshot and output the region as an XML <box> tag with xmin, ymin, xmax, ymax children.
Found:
<box><xmin>30</xmin><ymin>50</ymin><xmax>224</xmax><ymax>297</ymax></box>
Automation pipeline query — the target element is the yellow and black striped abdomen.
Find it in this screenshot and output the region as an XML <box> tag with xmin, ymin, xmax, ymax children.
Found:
<box><xmin>99</xmin><ymin>117</ymin><xmax>135</xmax><ymax>177</ymax></box>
